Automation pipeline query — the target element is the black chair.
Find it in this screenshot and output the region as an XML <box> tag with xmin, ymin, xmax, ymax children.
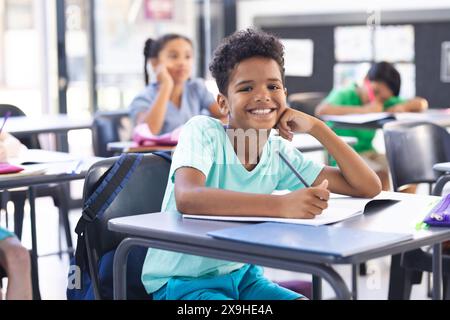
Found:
<box><xmin>92</xmin><ymin>111</ymin><xmax>131</xmax><ymax>157</ymax></box>
<box><xmin>288</xmin><ymin>92</ymin><xmax>326</xmax><ymax>117</ymax></box>
<box><xmin>0</xmin><ymin>104</ymin><xmax>73</xmax><ymax>257</ymax></box>
<box><xmin>0</xmin><ymin>266</ymin><xmax>5</xmax><ymax>288</ymax></box>
<box><xmin>82</xmin><ymin>153</ymin><xmax>171</xmax><ymax>299</ymax></box>
<box><xmin>383</xmin><ymin>121</ymin><xmax>450</xmax><ymax>299</ymax></box>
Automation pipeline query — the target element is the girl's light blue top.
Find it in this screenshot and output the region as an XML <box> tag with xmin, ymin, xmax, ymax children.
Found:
<box><xmin>128</xmin><ymin>78</ymin><xmax>216</xmax><ymax>134</ymax></box>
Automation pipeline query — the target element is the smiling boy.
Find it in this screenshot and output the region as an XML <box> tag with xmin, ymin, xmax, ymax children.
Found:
<box><xmin>141</xmin><ymin>29</ymin><xmax>381</xmax><ymax>300</ymax></box>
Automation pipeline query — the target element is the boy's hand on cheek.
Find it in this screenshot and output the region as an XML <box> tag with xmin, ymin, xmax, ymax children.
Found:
<box><xmin>276</xmin><ymin>108</ymin><xmax>317</xmax><ymax>140</ymax></box>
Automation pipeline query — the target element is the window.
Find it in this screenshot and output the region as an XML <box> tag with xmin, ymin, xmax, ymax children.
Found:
<box><xmin>334</xmin><ymin>25</ymin><xmax>415</xmax><ymax>98</ymax></box>
<box><xmin>95</xmin><ymin>0</ymin><xmax>197</xmax><ymax>111</ymax></box>
<box><xmin>0</xmin><ymin>0</ymin><xmax>44</xmax><ymax>116</ymax></box>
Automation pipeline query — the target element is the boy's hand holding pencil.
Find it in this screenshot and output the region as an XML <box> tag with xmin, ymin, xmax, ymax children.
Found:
<box><xmin>276</xmin><ymin>150</ymin><xmax>329</xmax><ymax>219</ymax></box>
<box><xmin>278</xmin><ymin>180</ymin><xmax>329</xmax><ymax>219</ymax></box>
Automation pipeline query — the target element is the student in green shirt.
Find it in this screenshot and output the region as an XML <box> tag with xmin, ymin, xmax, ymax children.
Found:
<box><xmin>315</xmin><ymin>62</ymin><xmax>428</xmax><ymax>191</ymax></box>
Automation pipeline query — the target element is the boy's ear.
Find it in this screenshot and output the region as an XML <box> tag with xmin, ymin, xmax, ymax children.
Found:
<box><xmin>284</xmin><ymin>88</ymin><xmax>288</xmax><ymax>97</ymax></box>
<box><xmin>217</xmin><ymin>93</ymin><xmax>230</xmax><ymax>115</ymax></box>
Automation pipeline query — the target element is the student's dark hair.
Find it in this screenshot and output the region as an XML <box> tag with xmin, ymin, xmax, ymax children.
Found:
<box><xmin>209</xmin><ymin>29</ymin><xmax>285</xmax><ymax>95</ymax></box>
<box><xmin>143</xmin><ymin>34</ymin><xmax>192</xmax><ymax>85</ymax></box>
<box><xmin>367</xmin><ymin>61</ymin><xmax>401</xmax><ymax>96</ymax></box>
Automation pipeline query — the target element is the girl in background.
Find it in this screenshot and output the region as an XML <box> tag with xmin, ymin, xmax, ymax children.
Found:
<box><xmin>129</xmin><ymin>34</ymin><xmax>224</xmax><ymax>135</ymax></box>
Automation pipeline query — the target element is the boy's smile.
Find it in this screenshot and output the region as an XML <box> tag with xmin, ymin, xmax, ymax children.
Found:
<box><xmin>218</xmin><ymin>56</ymin><xmax>287</xmax><ymax>131</ymax></box>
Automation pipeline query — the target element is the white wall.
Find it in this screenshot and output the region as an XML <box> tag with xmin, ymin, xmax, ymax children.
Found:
<box><xmin>237</xmin><ymin>0</ymin><xmax>450</xmax><ymax>29</ymax></box>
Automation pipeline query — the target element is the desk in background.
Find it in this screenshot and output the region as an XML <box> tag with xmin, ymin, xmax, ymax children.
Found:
<box><xmin>5</xmin><ymin>114</ymin><xmax>94</xmax><ymax>208</ymax></box>
<box><xmin>109</xmin><ymin>191</ymin><xmax>450</xmax><ymax>300</ymax></box>
<box><xmin>322</xmin><ymin>109</ymin><xmax>450</xmax><ymax>130</ymax></box>
<box><xmin>0</xmin><ymin>150</ymin><xmax>102</xmax><ymax>299</ymax></box>
<box><xmin>5</xmin><ymin>114</ymin><xmax>92</xmax><ymax>154</ymax></box>
<box><xmin>107</xmin><ymin>134</ymin><xmax>357</xmax><ymax>154</ymax></box>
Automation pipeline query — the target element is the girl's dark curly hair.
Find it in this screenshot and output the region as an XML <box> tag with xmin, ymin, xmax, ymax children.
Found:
<box><xmin>209</xmin><ymin>29</ymin><xmax>285</xmax><ymax>95</ymax></box>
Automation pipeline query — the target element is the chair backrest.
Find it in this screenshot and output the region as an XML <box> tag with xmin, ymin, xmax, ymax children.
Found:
<box><xmin>288</xmin><ymin>92</ymin><xmax>326</xmax><ymax>117</ymax></box>
<box><xmin>383</xmin><ymin>121</ymin><xmax>450</xmax><ymax>191</ymax></box>
<box><xmin>82</xmin><ymin>153</ymin><xmax>171</xmax><ymax>296</ymax></box>
<box><xmin>0</xmin><ymin>104</ymin><xmax>40</xmax><ymax>148</ymax></box>
<box><xmin>92</xmin><ymin>110</ymin><xmax>132</xmax><ymax>157</ymax></box>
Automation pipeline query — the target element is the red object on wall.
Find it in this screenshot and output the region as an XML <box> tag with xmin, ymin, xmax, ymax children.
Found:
<box><xmin>145</xmin><ymin>0</ymin><xmax>174</xmax><ymax>20</ymax></box>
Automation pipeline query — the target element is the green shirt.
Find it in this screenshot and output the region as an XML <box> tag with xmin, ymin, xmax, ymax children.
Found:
<box><xmin>325</xmin><ymin>83</ymin><xmax>404</xmax><ymax>153</ymax></box>
<box><xmin>141</xmin><ymin>116</ymin><xmax>324</xmax><ymax>294</ymax></box>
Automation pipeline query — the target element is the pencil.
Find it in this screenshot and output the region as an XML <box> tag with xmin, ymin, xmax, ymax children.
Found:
<box><xmin>0</xmin><ymin>111</ymin><xmax>11</xmax><ymax>134</ymax></box>
<box><xmin>276</xmin><ymin>150</ymin><xmax>311</xmax><ymax>188</ymax></box>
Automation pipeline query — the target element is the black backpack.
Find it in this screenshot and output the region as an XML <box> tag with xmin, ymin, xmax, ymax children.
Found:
<box><xmin>67</xmin><ymin>152</ymin><xmax>171</xmax><ymax>300</ymax></box>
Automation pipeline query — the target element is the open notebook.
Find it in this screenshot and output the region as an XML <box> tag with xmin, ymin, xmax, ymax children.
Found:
<box><xmin>208</xmin><ymin>222</ymin><xmax>412</xmax><ymax>257</ymax></box>
<box><xmin>321</xmin><ymin>112</ymin><xmax>447</xmax><ymax>125</ymax></box>
<box><xmin>183</xmin><ymin>194</ymin><xmax>400</xmax><ymax>226</ymax></box>
<box><xmin>321</xmin><ymin>113</ymin><xmax>395</xmax><ymax>124</ymax></box>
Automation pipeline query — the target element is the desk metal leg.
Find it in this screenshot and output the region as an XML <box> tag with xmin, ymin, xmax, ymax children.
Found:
<box><xmin>352</xmin><ymin>264</ymin><xmax>358</xmax><ymax>300</ymax></box>
<box><xmin>312</xmin><ymin>275</ymin><xmax>322</xmax><ymax>300</ymax></box>
<box><xmin>113</xmin><ymin>237</ymin><xmax>352</xmax><ymax>300</ymax></box>
<box><xmin>432</xmin><ymin>243</ymin><xmax>442</xmax><ymax>300</ymax></box>
<box><xmin>114</xmin><ymin>238</ymin><xmax>154</xmax><ymax>300</ymax></box>
<box><xmin>55</xmin><ymin>132</ymin><xmax>69</xmax><ymax>153</ymax></box>
<box><xmin>56</xmin><ymin>132</ymin><xmax>82</xmax><ymax>211</ymax></box>
<box><xmin>28</xmin><ymin>187</ymin><xmax>41</xmax><ymax>300</ymax></box>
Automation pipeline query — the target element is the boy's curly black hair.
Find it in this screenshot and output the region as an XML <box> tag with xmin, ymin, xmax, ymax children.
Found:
<box><xmin>209</xmin><ymin>29</ymin><xmax>285</xmax><ymax>95</ymax></box>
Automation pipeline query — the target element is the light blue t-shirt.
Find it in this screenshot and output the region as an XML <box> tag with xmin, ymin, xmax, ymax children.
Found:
<box><xmin>128</xmin><ymin>78</ymin><xmax>216</xmax><ymax>134</ymax></box>
<box><xmin>141</xmin><ymin>116</ymin><xmax>324</xmax><ymax>294</ymax></box>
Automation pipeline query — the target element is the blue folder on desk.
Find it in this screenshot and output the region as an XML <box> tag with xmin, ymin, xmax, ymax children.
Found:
<box><xmin>208</xmin><ymin>222</ymin><xmax>413</xmax><ymax>257</ymax></box>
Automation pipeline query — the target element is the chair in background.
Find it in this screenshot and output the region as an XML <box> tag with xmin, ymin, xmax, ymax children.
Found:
<box><xmin>0</xmin><ymin>265</ymin><xmax>5</xmax><ymax>288</ymax></box>
<box><xmin>383</xmin><ymin>120</ymin><xmax>450</xmax><ymax>299</ymax></box>
<box><xmin>92</xmin><ymin>110</ymin><xmax>131</xmax><ymax>157</ymax></box>
<box><xmin>288</xmin><ymin>92</ymin><xmax>326</xmax><ymax>117</ymax></box>
<box><xmin>81</xmin><ymin>153</ymin><xmax>171</xmax><ymax>299</ymax></box>
<box><xmin>0</xmin><ymin>104</ymin><xmax>73</xmax><ymax>258</ymax></box>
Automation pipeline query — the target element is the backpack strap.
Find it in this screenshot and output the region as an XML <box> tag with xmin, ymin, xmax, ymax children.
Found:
<box><xmin>74</xmin><ymin>153</ymin><xmax>143</xmax><ymax>270</ymax></box>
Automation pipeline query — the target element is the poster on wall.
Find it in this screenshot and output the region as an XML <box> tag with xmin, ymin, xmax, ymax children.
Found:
<box><xmin>281</xmin><ymin>39</ymin><xmax>314</xmax><ymax>77</ymax></box>
<box><xmin>145</xmin><ymin>0</ymin><xmax>174</xmax><ymax>20</ymax></box>
<box><xmin>441</xmin><ymin>42</ymin><xmax>450</xmax><ymax>83</ymax></box>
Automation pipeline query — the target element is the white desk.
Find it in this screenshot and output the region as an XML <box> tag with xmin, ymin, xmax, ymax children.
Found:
<box><xmin>4</xmin><ymin>114</ymin><xmax>92</xmax><ymax>135</ymax></box>
<box><xmin>322</xmin><ymin>109</ymin><xmax>450</xmax><ymax>130</ymax></box>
